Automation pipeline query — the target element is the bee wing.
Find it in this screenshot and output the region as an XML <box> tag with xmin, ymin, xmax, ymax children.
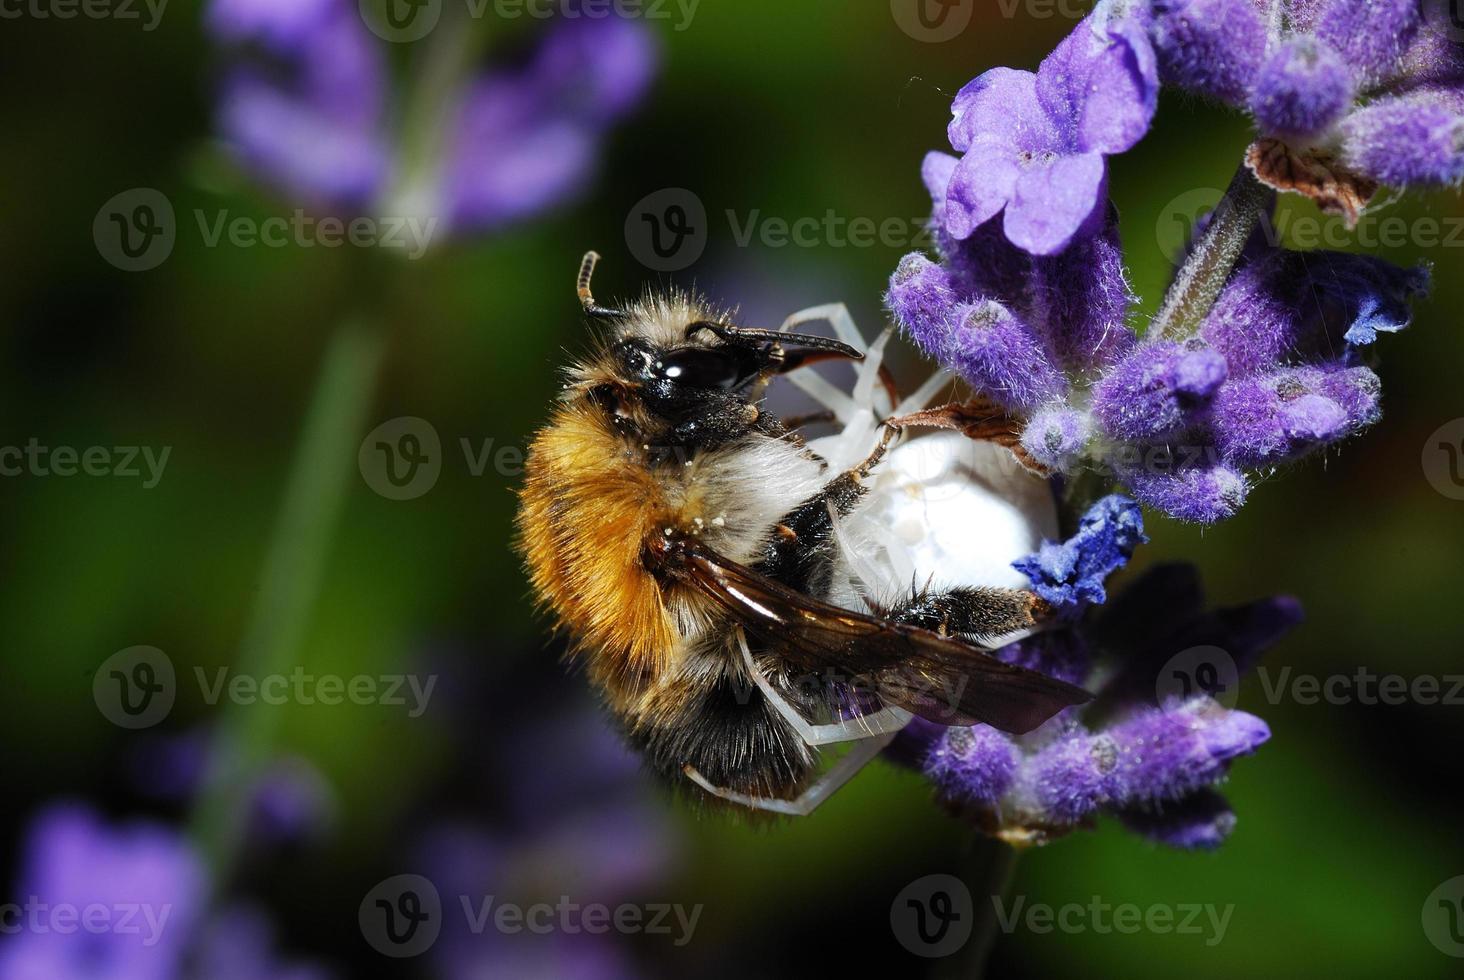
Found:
<box><xmin>666</xmin><ymin>539</ymin><xmax>1090</xmax><ymax>734</ymax></box>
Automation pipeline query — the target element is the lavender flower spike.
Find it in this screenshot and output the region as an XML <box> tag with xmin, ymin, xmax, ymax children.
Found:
<box><xmin>937</xmin><ymin>3</ymin><xmax>1157</xmax><ymax>254</ymax></box>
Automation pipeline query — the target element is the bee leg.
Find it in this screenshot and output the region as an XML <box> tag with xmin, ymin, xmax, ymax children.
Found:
<box><xmin>682</xmin><ymin>730</ymin><xmax>899</xmax><ymax>817</ymax></box>
<box><xmin>887</xmin><ymin>587</ymin><xmax>1053</xmax><ymax>646</ymax></box>
<box><xmin>736</xmin><ymin>630</ymin><xmax>912</xmax><ymax>745</ymax></box>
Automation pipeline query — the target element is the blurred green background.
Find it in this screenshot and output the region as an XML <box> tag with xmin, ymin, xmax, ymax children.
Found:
<box><xmin>3</xmin><ymin>1</ymin><xmax>1463</xmax><ymax>977</ymax></box>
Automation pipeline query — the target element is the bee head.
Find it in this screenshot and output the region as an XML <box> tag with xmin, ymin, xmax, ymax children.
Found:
<box><xmin>569</xmin><ymin>252</ymin><xmax>861</xmax><ymax>448</ymax></box>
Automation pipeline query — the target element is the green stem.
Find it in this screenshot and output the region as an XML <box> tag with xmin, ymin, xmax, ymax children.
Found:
<box><xmin>1148</xmin><ymin>163</ymin><xmax>1271</xmax><ymax>343</ymax></box>
<box><xmin>936</xmin><ymin>837</ymin><xmax>1019</xmax><ymax>980</ymax></box>
<box><xmin>188</xmin><ymin>320</ymin><xmax>384</xmax><ymax>878</ymax></box>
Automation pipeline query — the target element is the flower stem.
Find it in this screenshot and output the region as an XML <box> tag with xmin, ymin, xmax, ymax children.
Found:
<box><xmin>188</xmin><ymin>320</ymin><xmax>384</xmax><ymax>880</ymax></box>
<box><xmin>1147</xmin><ymin>163</ymin><xmax>1271</xmax><ymax>343</ymax></box>
<box><xmin>938</xmin><ymin>836</ymin><xmax>1018</xmax><ymax>979</ymax></box>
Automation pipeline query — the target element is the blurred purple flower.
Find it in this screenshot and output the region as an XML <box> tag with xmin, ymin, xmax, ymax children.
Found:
<box><xmin>128</xmin><ymin>731</ymin><xmax>336</xmax><ymax>849</ymax></box>
<box><xmin>190</xmin><ymin>904</ymin><xmax>333</xmax><ymax>980</ymax></box>
<box><xmin>0</xmin><ymin>804</ymin><xmax>206</xmax><ymax>980</ymax></box>
<box><xmin>933</xmin><ymin>2</ymin><xmax>1157</xmax><ymax>255</ymax></box>
<box><xmin>206</xmin><ymin>0</ymin><xmax>656</xmax><ymax>238</ymax></box>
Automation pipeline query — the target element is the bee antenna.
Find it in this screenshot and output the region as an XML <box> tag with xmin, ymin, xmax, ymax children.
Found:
<box><xmin>577</xmin><ymin>250</ymin><xmax>627</xmax><ymax>321</ymax></box>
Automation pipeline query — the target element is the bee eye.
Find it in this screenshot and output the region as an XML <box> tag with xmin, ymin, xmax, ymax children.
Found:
<box><xmin>657</xmin><ymin>348</ymin><xmax>747</xmax><ymax>390</ymax></box>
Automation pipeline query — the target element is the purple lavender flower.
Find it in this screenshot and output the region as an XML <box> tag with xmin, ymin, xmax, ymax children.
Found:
<box><xmin>891</xmin><ymin>150</ymin><xmax>1429</xmax><ymax>523</ymax></box>
<box><xmin>207</xmin><ymin>1</ymin><xmax>656</xmax><ymax>238</ymax></box>
<box><xmin>0</xmin><ymin>804</ymin><xmax>207</xmax><ymax>980</ymax></box>
<box><xmin>903</xmin><ymin>504</ymin><xmax>1295</xmax><ymax>848</ymax></box>
<box><xmin>1143</xmin><ymin>0</ymin><xmax>1464</xmax><ymax>209</ymax></box>
<box><xmin>932</xmin><ymin>3</ymin><xmax>1158</xmax><ymax>255</ymax></box>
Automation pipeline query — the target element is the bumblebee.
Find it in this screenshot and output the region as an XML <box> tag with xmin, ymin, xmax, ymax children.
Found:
<box><xmin>516</xmin><ymin>253</ymin><xmax>1089</xmax><ymax>815</ymax></box>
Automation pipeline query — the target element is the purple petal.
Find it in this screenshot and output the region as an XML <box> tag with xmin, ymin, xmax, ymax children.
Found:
<box><xmin>923</xmin><ymin>725</ymin><xmax>1018</xmax><ymax>805</ymax></box>
<box><xmin>995</xmin><ymin>627</ymin><xmax>1093</xmax><ymax>687</ymax></box>
<box><xmin>949</xmin><ymin>67</ymin><xmax>1051</xmax><ymax>154</ymax></box>
<box><xmin>1012</xmin><ymin>494</ymin><xmax>1147</xmax><ymax>613</ymax></box>
<box><xmin>938</xmin><ymin>300</ymin><xmax>1070</xmax><ymax>412</ymax></box>
<box><xmin>1120</xmin><ymin>457</ymin><xmax>1250</xmax><ymax>524</ymax></box>
<box><xmin>1005</xmin><ymin>151</ymin><xmax>1107</xmax><ymax>255</ymax></box>
<box><xmin>1117</xmin><ymin>789</ymin><xmax>1238</xmax><ymax>849</ymax></box>
<box><xmin>1026</xmin><ymin>729</ymin><xmax>1118</xmax><ymax>825</ymax></box>
<box><xmin>1037</xmin><ymin>13</ymin><xmax>1159</xmax><ymax>154</ymax></box>
<box><xmin>217</xmin><ymin>73</ymin><xmax>390</xmax><ymax>208</ymax></box>
<box><xmin>921</xmin><ymin>150</ymin><xmax>960</xmax><ymax>211</ymax></box>
<box><xmin>1091</xmin><ymin>341</ymin><xmax>1228</xmax><ymax>441</ymax></box>
<box><xmin>945</xmin><ymin>142</ymin><xmax>1023</xmax><ymax>240</ymax></box>
<box><xmin>205</xmin><ymin>0</ymin><xmax>338</xmax><ymax>50</ymax></box>
<box><xmin>1028</xmin><ymin>204</ymin><xmax>1137</xmax><ymax>369</ymax></box>
<box><xmin>1211</xmin><ymin>364</ymin><xmax>1375</xmax><ymax>467</ymax></box>
<box><xmin>1250</xmin><ymin>35</ymin><xmax>1356</xmax><ymax>139</ymax></box>
<box><xmin>887</xmin><ymin>252</ymin><xmax>960</xmax><ymax>353</ymax></box>
<box><xmin>1313</xmin><ymin>0</ymin><xmax>1423</xmax><ymax>88</ymax></box>
<box><xmin>1341</xmin><ymin>88</ymin><xmax>1464</xmax><ymax>187</ymax></box>
<box><xmin>1106</xmin><ymin>699</ymin><xmax>1270</xmax><ymax>804</ymax></box>
<box><xmin>530</xmin><ymin>16</ymin><xmax>659</xmax><ymax>120</ymax></box>
<box><xmin>1148</xmin><ymin>0</ymin><xmax>1268</xmax><ymax>106</ymax></box>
